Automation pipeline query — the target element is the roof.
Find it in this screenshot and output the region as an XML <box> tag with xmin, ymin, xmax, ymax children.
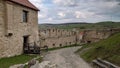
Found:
<box><xmin>7</xmin><ymin>0</ymin><xmax>39</xmax><ymax>11</ymax></box>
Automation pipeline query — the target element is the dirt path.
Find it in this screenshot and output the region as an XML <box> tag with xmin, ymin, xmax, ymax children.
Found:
<box><xmin>43</xmin><ymin>47</ymin><xmax>92</xmax><ymax>68</ymax></box>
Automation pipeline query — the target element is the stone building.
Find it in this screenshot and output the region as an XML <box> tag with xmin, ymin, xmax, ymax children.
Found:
<box><xmin>39</xmin><ymin>28</ymin><xmax>77</xmax><ymax>48</ymax></box>
<box><xmin>0</xmin><ymin>0</ymin><xmax>39</xmax><ymax>58</ymax></box>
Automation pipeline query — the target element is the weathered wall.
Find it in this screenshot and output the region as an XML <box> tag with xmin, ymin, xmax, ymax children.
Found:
<box><xmin>41</xmin><ymin>36</ymin><xmax>76</xmax><ymax>48</ymax></box>
<box><xmin>0</xmin><ymin>1</ymin><xmax>39</xmax><ymax>58</ymax></box>
<box><xmin>0</xmin><ymin>0</ymin><xmax>7</xmax><ymax>58</ymax></box>
<box><xmin>39</xmin><ymin>28</ymin><xmax>76</xmax><ymax>48</ymax></box>
<box><xmin>82</xmin><ymin>29</ymin><xmax>119</xmax><ymax>43</ymax></box>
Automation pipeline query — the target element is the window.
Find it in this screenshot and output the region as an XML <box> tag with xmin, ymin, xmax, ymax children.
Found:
<box><xmin>53</xmin><ymin>44</ymin><xmax>55</xmax><ymax>46</ymax></box>
<box><xmin>59</xmin><ymin>44</ymin><xmax>62</xmax><ymax>47</ymax></box>
<box><xmin>23</xmin><ymin>10</ymin><xmax>28</xmax><ymax>22</ymax></box>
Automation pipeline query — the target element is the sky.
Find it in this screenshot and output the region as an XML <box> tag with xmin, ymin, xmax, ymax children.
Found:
<box><xmin>29</xmin><ymin>0</ymin><xmax>120</xmax><ymax>24</ymax></box>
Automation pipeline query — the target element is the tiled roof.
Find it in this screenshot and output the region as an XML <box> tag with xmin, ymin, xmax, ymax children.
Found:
<box><xmin>7</xmin><ymin>0</ymin><xmax>39</xmax><ymax>11</ymax></box>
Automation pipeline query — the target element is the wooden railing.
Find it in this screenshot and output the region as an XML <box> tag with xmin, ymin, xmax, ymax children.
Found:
<box><xmin>92</xmin><ymin>58</ymin><xmax>120</xmax><ymax>68</ymax></box>
<box><xmin>23</xmin><ymin>42</ymin><xmax>49</xmax><ymax>54</ymax></box>
<box><xmin>23</xmin><ymin>42</ymin><xmax>40</xmax><ymax>54</ymax></box>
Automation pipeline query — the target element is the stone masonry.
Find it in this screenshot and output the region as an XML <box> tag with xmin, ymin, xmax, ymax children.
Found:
<box><xmin>39</xmin><ymin>28</ymin><xmax>77</xmax><ymax>48</ymax></box>
<box><xmin>39</xmin><ymin>28</ymin><xmax>120</xmax><ymax>48</ymax></box>
<box><xmin>0</xmin><ymin>0</ymin><xmax>39</xmax><ymax>58</ymax></box>
<box><xmin>81</xmin><ymin>28</ymin><xmax>120</xmax><ymax>43</ymax></box>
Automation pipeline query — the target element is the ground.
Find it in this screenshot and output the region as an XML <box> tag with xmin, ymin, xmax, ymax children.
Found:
<box><xmin>43</xmin><ymin>46</ymin><xmax>91</xmax><ymax>68</ymax></box>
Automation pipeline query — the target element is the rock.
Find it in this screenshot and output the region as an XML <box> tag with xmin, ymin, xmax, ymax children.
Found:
<box><xmin>9</xmin><ymin>64</ymin><xmax>25</xmax><ymax>68</ymax></box>
<box><xmin>39</xmin><ymin>61</ymin><xmax>57</xmax><ymax>68</ymax></box>
<box><xmin>30</xmin><ymin>61</ymin><xmax>39</xmax><ymax>68</ymax></box>
<box><xmin>19</xmin><ymin>65</ymin><xmax>25</xmax><ymax>68</ymax></box>
<box><xmin>48</xmin><ymin>64</ymin><xmax>57</xmax><ymax>68</ymax></box>
<box><xmin>28</xmin><ymin>59</ymin><xmax>36</xmax><ymax>67</ymax></box>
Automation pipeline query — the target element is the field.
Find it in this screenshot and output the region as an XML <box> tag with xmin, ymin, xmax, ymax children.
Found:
<box><xmin>39</xmin><ymin>21</ymin><xmax>120</xmax><ymax>30</ymax></box>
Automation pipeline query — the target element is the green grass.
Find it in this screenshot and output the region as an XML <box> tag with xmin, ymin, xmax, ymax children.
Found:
<box><xmin>39</xmin><ymin>21</ymin><xmax>120</xmax><ymax>30</ymax></box>
<box><xmin>36</xmin><ymin>56</ymin><xmax>43</xmax><ymax>63</ymax></box>
<box><xmin>24</xmin><ymin>56</ymin><xmax>43</xmax><ymax>68</ymax></box>
<box><xmin>0</xmin><ymin>54</ymin><xmax>38</xmax><ymax>68</ymax></box>
<box><xmin>76</xmin><ymin>33</ymin><xmax>120</xmax><ymax>66</ymax></box>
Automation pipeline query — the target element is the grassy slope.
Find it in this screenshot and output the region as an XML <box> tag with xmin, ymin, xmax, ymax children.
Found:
<box><xmin>77</xmin><ymin>33</ymin><xmax>120</xmax><ymax>66</ymax></box>
<box><xmin>0</xmin><ymin>54</ymin><xmax>37</xmax><ymax>68</ymax></box>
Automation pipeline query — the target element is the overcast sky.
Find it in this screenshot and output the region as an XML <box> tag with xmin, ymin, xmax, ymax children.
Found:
<box><xmin>29</xmin><ymin>0</ymin><xmax>120</xmax><ymax>24</ymax></box>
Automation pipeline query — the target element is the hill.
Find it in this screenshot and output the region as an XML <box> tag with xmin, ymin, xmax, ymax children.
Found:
<box><xmin>76</xmin><ymin>33</ymin><xmax>120</xmax><ymax>66</ymax></box>
<box><xmin>39</xmin><ymin>21</ymin><xmax>120</xmax><ymax>29</ymax></box>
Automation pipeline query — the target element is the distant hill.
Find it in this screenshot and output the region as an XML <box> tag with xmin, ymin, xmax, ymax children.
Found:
<box><xmin>76</xmin><ymin>32</ymin><xmax>120</xmax><ymax>66</ymax></box>
<box><xmin>39</xmin><ymin>21</ymin><xmax>120</xmax><ymax>29</ymax></box>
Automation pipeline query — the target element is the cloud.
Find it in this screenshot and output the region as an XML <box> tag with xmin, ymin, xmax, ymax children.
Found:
<box><xmin>58</xmin><ymin>12</ymin><xmax>66</xmax><ymax>18</ymax></box>
<box><xmin>75</xmin><ymin>11</ymin><xmax>86</xmax><ymax>19</ymax></box>
<box><xmin>48</xmin><ymin>18</ymin><xmax>53</xmax><ymax>21</ymax></box>
<box><xmin>29</xmin><ymin>0</ymin><xmax>120</xmax><ymax>24</ymax></box>
<box><xmin>53</xmin><ymin>0</ymin><xmax>78</xmax><ymax>7</ymax></box>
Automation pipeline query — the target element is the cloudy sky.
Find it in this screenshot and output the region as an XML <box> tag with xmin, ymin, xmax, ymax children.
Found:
<box><xmin>29</xmin><ymin>0</ymin><xmax>120</xmax><ymax>24</ymax></box>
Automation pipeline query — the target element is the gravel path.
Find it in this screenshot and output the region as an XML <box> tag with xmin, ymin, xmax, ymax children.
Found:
<box><xmin>43</xmin><ymin>47</ymin><xmax>92</xmax><ymax>68</ymax></box>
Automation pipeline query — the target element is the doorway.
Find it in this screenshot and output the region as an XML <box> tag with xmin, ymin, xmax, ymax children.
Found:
<box><xmin>23</xmin><ymin>36</ymin><xmax>29</xmax><ymax>53</ymax></box>
<box><xmin>23</xmin><ymin>36</ymin><xmax>29</xmax><ymax>47</ymax></box>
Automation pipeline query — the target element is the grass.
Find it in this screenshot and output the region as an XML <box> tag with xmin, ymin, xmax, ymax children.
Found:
<box><xmin>36</xmin><ymin>56</ymin><xmax>43</xmax><ymax>63</ymax></box>
<box><xmin>39</xmin><ymin>21</ymin><xmax>120</xmax><ymax>30</ymax></box>
<box><xmin>76</xmin><ymin>33</ymin><xmax>120</xmax><ymax>66</ymax></box>
<box><xmin>0</xmin><ymin>54</ymin><xmax>38</xmax><ymax>68</ymax></box>
<box><xmin>0</xmin><ymin>44</ymin><xmax>80</xmax><ymax>68</ymax></box>
<box><xmin>24</xmin><ymin>56</ymin><xmax>43</xmax><ymax>68</ymax></box>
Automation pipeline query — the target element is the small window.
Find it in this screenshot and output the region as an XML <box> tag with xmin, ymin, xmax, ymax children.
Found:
<box><xmin>53</xmin><ymin>44</ymin><xmax>55</xmax><ymax>46</ymax></box>
<box><xmin>23</xmin><ymin>10</ymin><xmax>28</xmax><ymax>22</ymax></box>
<box><xmin>59</xmin><ymin>44</ymin><xmax>62</xmax><ymax>47</ymax></box>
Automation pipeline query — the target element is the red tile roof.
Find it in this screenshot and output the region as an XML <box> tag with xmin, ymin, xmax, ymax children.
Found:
<box><xmin>7</xmin><ymin>0</ymin><xmax>39</xmax><ymax>11</ymax></box>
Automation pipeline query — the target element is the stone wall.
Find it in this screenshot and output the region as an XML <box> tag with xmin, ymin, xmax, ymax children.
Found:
<box><xmin>39</xmin><ymin>28</ymin><xmax>76</xmax><ymax>48</ymax></box>
<box><xmin>39</xmin><ymin>28</ymin><xmax>120</xmax><ymax>48</ymax></box>
<box><xmin>0</xmin><ymin>1</ymin><xmax>39</xmax><ymax>58</ymax></box>
<box><xmin>0</xmin><ymin>0</ymin><xmax>7</xmax><ymax>58</ymax></box>
<box><xmin>82</xmin><ymin>29</ymin><xmax>120</xmax><ymax>43</ymax></box>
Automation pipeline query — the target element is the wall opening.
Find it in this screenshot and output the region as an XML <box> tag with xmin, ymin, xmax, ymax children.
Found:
<box><xmin>23</xmin><ymin>35</ymin><xmax>29</xmax><ymax>53</ymax></box>
<box><xmin>53</xmin><ymin>44</ymin><xmax>55</xmax><ymax>46</ymax></box>
<box><xmin>69</xmin><ymin>42</ymin><xmax>71</xmax><ymax>45</ymax></box>
<box><xmin>59</xmin><ymin>44</ymin><xmax>62</xmax><ymax>47</ymax></box>
<box><xmin>87</xmin><ymin>41</ymin><xmax>91</xmax><ymax>44</ymax></box>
